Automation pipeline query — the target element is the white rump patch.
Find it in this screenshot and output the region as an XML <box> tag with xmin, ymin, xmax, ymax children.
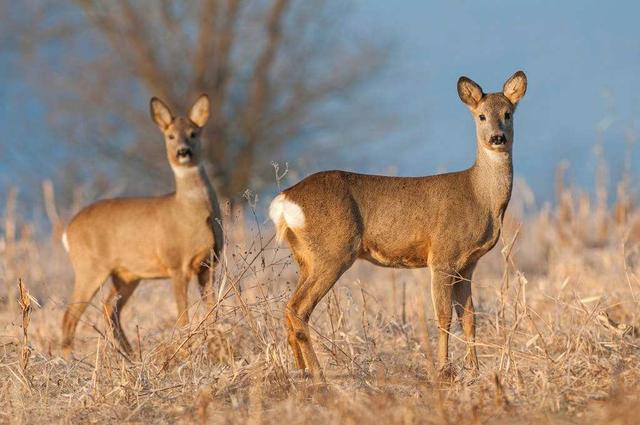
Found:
<box><xmin>269</xmin><ymin>194</ymin><xmax>305</xmax><ymax>243</ymax></box>
<box><xmin>61</xmin><ymin>231</ymin><xmax>69</xmax><ymax>252</ymax></box>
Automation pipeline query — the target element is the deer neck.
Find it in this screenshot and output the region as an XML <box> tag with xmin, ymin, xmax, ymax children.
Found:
<box><xmin>470</xmin><ymin>142</ymin><xmax>513</xmax><ymax>218</ymax></box>
<box><xmin>172</xmin><ymin>165</ymin><xmax>215</xmax><ymax>211</ymax></box>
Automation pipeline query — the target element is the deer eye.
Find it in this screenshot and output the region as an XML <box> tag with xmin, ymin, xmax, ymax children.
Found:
<box><xmin>505</xmin><ymin>112</ymin><xmax>511</xmax><ymax>120</ymax></box>
<box><xmin>168</xmin><ymin>134</ymin><xmax>175</xmax><ymax>140</ymax></box>
<box><xmin>479</xmin><ymin>114</ymin><xmax>486</xmax><ymax>121</ymax></box>
<box><xmin>190</xmin><ymin>131</ymin><xmax>196</xmax><ymax>139</ymax></box>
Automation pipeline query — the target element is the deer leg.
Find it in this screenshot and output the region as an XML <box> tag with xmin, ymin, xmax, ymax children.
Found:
<box><xmin>453</xmin><ymin>264</ymin><xmax>479</xmax><ymax>372</ymax></box>
<box><xmin>102</xmin><ymin>283</ymin><xmax>119</xmax><ymax>333</ymax></box>
<box><xmin>62</xmin><ymin>268</ymin><xmax>110</xmax><ymax>358</ymax></box>
<box><xmin>285</xmin><ymin>310</ymin><xmax>306</xmax><ymax>370</ymax></box>
<box><xmin>286</xmin><ymin>264</ymin><xmax>351</xmax><ymax>384</ymax></box>
<box><xmin>103</xmin><ymin>276</ymin><xmax>140</xmax><ymax>354</ymax></box>
<box><xmin>430</xmin><ymin>268</ymin><xmax>454</xmax><ymax>378</ymax></box>
<box><xmin>285</xmin><ymin>261</ymin><xmax>310</xmax><ymax>371</ymax></box>
<box><xmin>171</xmin><ymin>272</ymin><xmax>191</xmax><ymax>327</ymax></box>
<box><xmin>197</xmin><ymin>263</ymin><xmax>216</xmax><ymax>308</ymax></box>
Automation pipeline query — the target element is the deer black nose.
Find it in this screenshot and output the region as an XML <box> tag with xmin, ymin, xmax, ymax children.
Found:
<box><xmin>177</xmin><ymin>147</ymin><xmax>192</xmax><ymax>158</ymax></box>
<box><xmin>490</xmin><ymin>134</ymin><xmax>506</xmax><ymax>145</ymax></box>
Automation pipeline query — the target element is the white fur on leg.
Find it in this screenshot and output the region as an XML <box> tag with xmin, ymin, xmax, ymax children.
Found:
<box><xmin>62</xmin><ymin>231</ymin><xmax>69</xmax><ymax>252</ymax></box>
<box><xmin>431</xmin><ymin>276</ymin><xmax>438</xmax><ymax>322</ymax></box>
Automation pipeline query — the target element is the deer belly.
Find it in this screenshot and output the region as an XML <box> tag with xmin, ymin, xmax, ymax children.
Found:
<box><xmin>121</xmin><ymin>236</ymin><xmax>211</xmax><ymax>276</ymax></box>
<box><xmin>359</xmin><ymin>241</ymin><xmax>429</xmax><ymax>268</ymax></box>
<box><xmin>113</xmin><ymin>257</ymin><xmax>168</xmax><ymax>280</ymax></box>
<box><xmin>158</xmin><ymin>240</ymin><xmax>213</xmax><ymax>272</ymax></box>
<box><xmin>105</xmin><ymin>238</ymin><xmax>167</xmax><ymax>279</ymax></box>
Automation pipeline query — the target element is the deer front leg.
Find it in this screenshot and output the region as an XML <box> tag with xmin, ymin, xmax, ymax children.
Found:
<box><xmin>430</xmin><ymin>268</ymin><xmax>454</xmax><ymax>380</ymax></box>
<box><xmin>171</xmin><ymin>271</ymin><xmax>191</xmax><ymax>327</ymax></box>
<box><xmin>103</xmin><ymin>276</ymin><xmax>140</xmax><ymax>354</ymax></box>
<box><xmin>453</xmin><ymin>264</ymin><xmax>479</xmax><ymax>373</ymax></box>
<box><xmin>197</xmin><ymin>264</ymin><xmax>216</xmax><ymax>308</ymax></box>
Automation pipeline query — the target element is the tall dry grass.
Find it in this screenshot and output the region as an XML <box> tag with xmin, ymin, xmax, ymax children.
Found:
<box><xmin>1</xmin><ymin>163</ymin><xmax>640</xmax><ymax>424</ymax></box>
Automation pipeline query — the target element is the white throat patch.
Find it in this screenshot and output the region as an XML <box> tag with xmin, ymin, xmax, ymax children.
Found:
<box><xmin>172</xmin><ymin>165</ymin><xmax>200</xmax><ymax>177</ymax></box>
<box><xmin>482</xmin><ymin>146</ymin><xmax>510</xmax><ymax>163</ymax></box>
<box><xmin>172</xmin><ymin>166</ymin><xmax>210</xmax><ymax>202</ymax></box>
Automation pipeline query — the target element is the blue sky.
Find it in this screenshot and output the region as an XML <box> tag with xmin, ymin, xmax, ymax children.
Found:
<box><xmin>349</xmin><ymin>0</ymin><xmax>640</xmax><ymax>202</ymax></box>
<box><xmin>1</xmin><ymin>0</ymin><xmax>640</xmax><ymax>207</ymax></box>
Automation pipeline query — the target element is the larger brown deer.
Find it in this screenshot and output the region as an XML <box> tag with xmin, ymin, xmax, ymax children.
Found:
<box><xmin>270</xmin><ymin>71</ymin><xmax>527</xmax><ymax>382</ymax></box>
<box><xmin>61</xmin><ymin>94</ymin><xmax>223</xmax><ymax>357</ymax></box>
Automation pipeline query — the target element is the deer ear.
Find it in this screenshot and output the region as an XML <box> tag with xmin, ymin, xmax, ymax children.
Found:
<box><xmin>503</xmin><ymin>70</ymin><xmax>527</xmax><ymax>104</ymax></box>
<box><xmin>189</xmin><ymin>94</ymin><xmax>210</xmax><ymax>127</ymax></box>
<box><xmin>150</xmin><ymin>97</ymin><xmax>173</xmax><ymax>130</ymax></box>
<box><xmin>457</xmin><ymin>76</ymin><xmax>484</xmax><ymax>108</ymax></box>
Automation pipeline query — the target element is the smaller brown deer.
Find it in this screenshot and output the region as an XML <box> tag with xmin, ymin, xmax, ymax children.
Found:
<box><xmin>61</xmin><ymin>94</ymin><xmax>223</xmax><ymax>357</ymax></box>
<box><xmin>270</xmin><ymin>71</ymin><xmax>527</xmax><ymax>383</ymax></box>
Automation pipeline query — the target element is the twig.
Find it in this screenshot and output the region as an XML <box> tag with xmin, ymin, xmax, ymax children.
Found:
<box><xmin>17</xmin><ymin>279</ymin><xmax>32</xmax><ymax>374</ymax></box>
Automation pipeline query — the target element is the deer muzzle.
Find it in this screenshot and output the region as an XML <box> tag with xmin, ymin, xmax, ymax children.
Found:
<box><xmin>176</xmin><ymin>147</ymin><xmax>193</xmax><ymax>164</ymax></box>
<box><xmin>489</xmin><ymin>134</ymin><xmax>507</xmax><ymax>146</ymax></box>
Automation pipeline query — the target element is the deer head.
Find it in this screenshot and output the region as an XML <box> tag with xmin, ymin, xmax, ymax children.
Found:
<box><xmin>150</xmin><ymin>94</ymin><xmax>211</xmax><ymax>170</ymax></box>
<box><xmin>457</xmin><ymin>71</ymin><xmax>527</xmax><ymax>156</ymax></box>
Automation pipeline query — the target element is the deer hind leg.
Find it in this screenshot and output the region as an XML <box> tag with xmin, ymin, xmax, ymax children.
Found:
<box><xmin>430</xmin><ymin>268</ymin><xmax>454</xmax><ymax>378</ymax></box>
<box><xmin>62</xmin><ymin>267</ymin><xmax>111</xmax><ymax>358</ymax></box>
<box><xmin>285</xmin><ymin>260</ymin><xmax>310</xmax><ymax>371</ymax></box>
<box><xmin>285</xmin><ymin>259</ymin><xmax>354</xmax><ymax>384</ymax></box>
<box><xmin>285</xmin><ymin>311</ymin><xmax>306</xmax><ymax>370</ymax></box>
<box><xmin>453</xmin><ymin>264</ymin><xmax>479</xmax><ymax>372</ymax></box>
<box><xmin>103</xmin><ymin>275</ymin><xmax>140</xmax><ymax>354</ymax></box>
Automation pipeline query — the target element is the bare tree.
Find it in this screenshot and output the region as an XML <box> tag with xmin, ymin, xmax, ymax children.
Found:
<box><xmin>9</xmin><ymin>0</ymin><xmax>388</xmax><ymax>202</ymax></box>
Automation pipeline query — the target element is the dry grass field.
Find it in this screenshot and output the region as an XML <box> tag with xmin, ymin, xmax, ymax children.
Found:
<box><xmin>2</xmin><ymin>172</ymin><xmax>640</xmax><ymax>424</ymax></box>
